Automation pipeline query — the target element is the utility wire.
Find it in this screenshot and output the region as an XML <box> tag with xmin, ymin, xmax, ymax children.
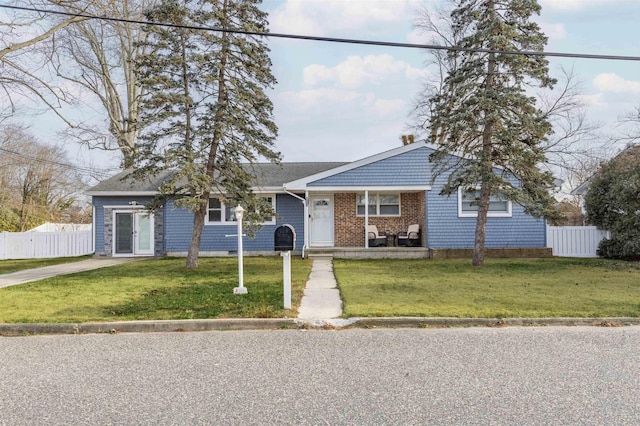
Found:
<box><xmin>0</xmin><ymin>146</ymin><xmax>117</xmax><ymax>176</ymax></box>
<box><xmin>2</xmin><ymin>3</ymin><xmax>640</xmax><ymax>62</ymax></box>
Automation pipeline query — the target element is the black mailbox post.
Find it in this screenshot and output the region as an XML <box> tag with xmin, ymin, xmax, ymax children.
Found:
<box><xmin>274</xmin><ymin>224</ymin><xmax>296</xmax><ymax>251</ymax></box>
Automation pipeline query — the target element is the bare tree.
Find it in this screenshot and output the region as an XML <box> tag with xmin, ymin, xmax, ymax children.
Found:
<box><xmin>53</xmin><ymin>0</ymin><xmax>156</xmax><ymax>168</ymax></box>
<box><xmin>536</xmin><ymin>67</ymin><xmax>608</xmax><ymax>172</ymax></box>
<box><xmin>1</xmin><ymin>0</ymin><xmax>155</xmax><ymax>168</ymax></box>
<box><xmin>0</xmin><ymin>0</ymin><xmax>89</xmax><ymax>121</ymax></box>
<box><xmin>410</xmin><ymin>1</ymin><xmax>467</xmax><ymax>143</ymax></box>
<box><xmin>0</xmin><ymin>125</ymin><xmax>87</xmax><ymax>231</ymax></box>
<box><xmin>616</xmin><ymin>105</ymin><xmax>640</xmax><ymax>146</ymax></box>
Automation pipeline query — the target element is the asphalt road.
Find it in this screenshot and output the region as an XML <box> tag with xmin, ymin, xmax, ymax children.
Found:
<box><xmin>1</xmin><ymin>327</ymin><xmax>639</xmax><ymax>425</ymax></box>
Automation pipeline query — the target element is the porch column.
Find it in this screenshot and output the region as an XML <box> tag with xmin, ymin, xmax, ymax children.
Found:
<box><xmin>364</xmin><ymin>190</ymin><xmax>369</xmax><ymax>248</ymax></box>
<box><xmin>304</xmin><ymin>190</ymin><xmax>309</xmax><ymax>251</ymax></box>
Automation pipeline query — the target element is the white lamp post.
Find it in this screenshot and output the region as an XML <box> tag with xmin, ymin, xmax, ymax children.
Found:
<box><xmin>233</xmin><ymin>205</ymin><xmax>247</xmax><ymax>295</ymax></box>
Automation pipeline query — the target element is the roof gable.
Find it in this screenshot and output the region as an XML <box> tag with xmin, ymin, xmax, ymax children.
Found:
<box><xmin>284</xmin><ymin>142</ymin><xmax>433</xmax><ymax>190</ymax></box>
<box><xmin>283</xmin><ymin>142</ymin><xmax>448</xmax><ymax>190</ymax></box>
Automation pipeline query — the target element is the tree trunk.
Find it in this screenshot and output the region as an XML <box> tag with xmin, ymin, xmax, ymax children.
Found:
<box><xmin>186</xmin><ymin>201</ymin><xmax>207</xmax><ymax>269</ymax></box>
<box><xmin>186</xmin><ymin>0</ymin><xmax>227</xmax><ymax>269</ymax></box>
<box><xmin>472</xmin><ymin>186</ymin><xmax>491</xmax><ymax>266</ymax></box>
<box><xmin>179</xmin><ymin>23</ymin><xmax>200</xmax><ymax>269</ymax></box>
<box><xmin>473</xmin><ymin>4</ymin><xmax>496</xmax><ymax>267</ymax></box>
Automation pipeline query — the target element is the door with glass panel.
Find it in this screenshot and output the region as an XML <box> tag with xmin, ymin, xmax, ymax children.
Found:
<box><xmin>309</xmin><ymin>195</ymin><xmax>334</xmax><ymax>247</ymax></box>
<box><xmin>114</xmin><ymin>211</ymin><xmax>154</xmax><ymax>256</ymax></box>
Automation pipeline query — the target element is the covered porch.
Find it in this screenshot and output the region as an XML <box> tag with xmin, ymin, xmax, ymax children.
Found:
<box><xmin>300</xmin><ymin>187</ymin><xmax>429</xmax><ymax>251</ymax></box>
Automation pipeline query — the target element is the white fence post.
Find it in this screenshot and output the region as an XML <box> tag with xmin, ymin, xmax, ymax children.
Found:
<box><xmin>546</xmin><ymin>226</ymin><xmax>610</xmax><ymax>258</ymax></box>
<box><xmin>0</xmin><ymin>229</ymin><xmax>93</xmax><ymax>260</ymax></box>
<box><xmin>0</xmin><ymin>232</ymin><xmax>5</xmax><ymax>260</ymax></box>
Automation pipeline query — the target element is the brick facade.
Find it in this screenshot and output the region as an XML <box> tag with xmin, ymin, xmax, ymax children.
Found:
<box><xmin>334</xmin><ymin>192</ymin><xmax>426</xmax><ymax>247</ymax></box>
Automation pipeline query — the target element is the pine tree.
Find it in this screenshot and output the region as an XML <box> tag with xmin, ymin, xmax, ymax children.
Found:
<box><xmin>427</xmin><ymin>0</ymin><xmax>559</xmax><ymax>266</ymax></box>
<box><xmin>136</xmin><ymin>0</ymin><xmax>279</xmax><ymax>268</ymax></box>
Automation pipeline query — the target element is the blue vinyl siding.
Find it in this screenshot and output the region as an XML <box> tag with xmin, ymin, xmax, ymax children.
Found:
<box><xmin>308</xmin><ymin>147</ymin><xmax>434</xmax><ymax>186</ymax></box>
<box><xmin>164</xmin><ymin>193</ymin><xmax>305</xmax><ymax>252</ymax></box>
<box><xmin>92</xmin><ymin>196</ymin><xmax>156</xmax><ymax>256</ymax></box>
<box><xmin>306</xmin><ymin>145</ymin><xmax>545</xmax><ymax>249</ymax></box>
<box><xmin>92</xmin><ymin>143</ymin><xmax>548</xmax><ymax>253</ymax></box>
<box><xmin>426</xmin><ymin>192</ymin><xmax>546</xmax><ymax>248</ymax></box>
<box><xmin>424</xmin><ymin>162</ymin><xmax>546</xmax><ymax>249</ymax></box>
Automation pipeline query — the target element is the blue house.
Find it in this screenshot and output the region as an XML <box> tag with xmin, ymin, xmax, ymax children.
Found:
<box><xmin>86</xmin><ymin>142</ymin><xmax>548</xmax><ymax>258</ymax></box>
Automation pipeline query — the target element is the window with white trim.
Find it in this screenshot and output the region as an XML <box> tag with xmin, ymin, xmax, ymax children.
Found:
<box><xmin>356</xmin><ymin>193</ymin><xmax>400</xmax><ymax>216</ymax></box>
<box><xmin>206</xmin><ymin>195</ymin><xmax>276</xmax><ymax>224</ymax></box>
<box><xmin>458</xmin><ymin>187</ymin><xmax>512</xmax><ymax>217</ymax></box>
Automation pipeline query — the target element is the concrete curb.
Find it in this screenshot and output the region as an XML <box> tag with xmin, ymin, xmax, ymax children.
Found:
<box><xmin>2</xmin><ymin>317</ymin><xmax>640</xmax><ymax>336</ymax></box>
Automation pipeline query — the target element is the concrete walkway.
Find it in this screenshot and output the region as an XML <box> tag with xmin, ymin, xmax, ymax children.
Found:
<box><xmin>297</xmin><ymin>256</ymin><xmax>343</xmax><ymax>320</ymax></box>
<box><xmin>0</xmin><ymin>258</ymin><xmax>140</xmax><ymax>289</ymax></box>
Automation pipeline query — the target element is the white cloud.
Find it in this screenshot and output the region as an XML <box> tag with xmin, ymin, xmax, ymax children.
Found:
<box><xmin>538</xmin><ymin>22</ymin><xmax>566</xmax><ymax>40</ymax></box>
<box><xmin>593</xmin><ymin>73</ymin><xmax>640</xmax><ymax>94</ymax></box>
<box><xmin>371</xmin><ymin>99</ymin><xmax>406</xmax><ymax>118</ymax></box>
<box><xmin>539</xmin><ymin>0</ymin><xmax>627</xmax><ymax>11</ymax></box>
<box><xmin>268</xmin><ymin>0</ymin><xmax>422</xmax><ymax>35</ymax></box>
<box><xmin>303</xmin><ymin>54</ymin><xmax>425</xmax><ymax>89</ymax></box>
<box><xmin>577</xmin><ymin>93</ymin><xmax>606</xmax><ymax>108</ymax></box>
<box><xmin>273</xmin><ymin>87</ymin><xmax>409</xmax><ymax>161</ymax></box>
<box><xmin>406</xmin><ymin>28</ymin><xmax>425</xmax><ymax>45</ymax></box>
<box><xmin>278</xmin><ymin>88</ymin><xmax>365</xmax><ymax>111</ymax></box>
<box><xmin>277</xmin><ymin>88</ymin><xmax>405</xmax><ymax>117</ymax></box>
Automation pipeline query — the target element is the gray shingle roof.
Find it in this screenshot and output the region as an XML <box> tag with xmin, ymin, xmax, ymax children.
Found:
<box><xmin>86</xmin><ymin>162</ymin><xmax>348</xmax><ymax>194</ymax></box>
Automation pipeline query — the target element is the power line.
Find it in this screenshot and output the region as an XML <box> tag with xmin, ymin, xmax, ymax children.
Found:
<box><xmin>2</xmin><ymin>3</ymin><xmax>640</xmax><ymax>62</ymax></box>
<box><xmin>0</xmin><ymin>146</ymin><xmax>117</xmax><ymax>176</ymax></box>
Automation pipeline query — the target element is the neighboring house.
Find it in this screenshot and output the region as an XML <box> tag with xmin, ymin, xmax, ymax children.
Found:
<box><xmin>86</xmin><ymin>142</ymin><xmax>548</xmax><ymax>258</ymax></box>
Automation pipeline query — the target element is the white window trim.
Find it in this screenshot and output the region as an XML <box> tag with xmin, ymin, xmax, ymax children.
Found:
<box><xmin>356</xmin><ymin>193</ymin><xmax>401</xmax><ymax>217</ymax></box>
<box><xmin>457</xmin><ymin>187</ymin><xmax>512</xmax><ymax>218</ymax></box>
<box><xmin>205</xmin><ymin>195</ymin><xmax>276</xmax><ymax>225</ymax></box>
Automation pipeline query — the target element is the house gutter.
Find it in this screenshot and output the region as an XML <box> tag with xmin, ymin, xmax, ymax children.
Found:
<box><xmin>283</xmin><ymin>187</ymin><xmax>308</xmax><ymax>258</ymax></box>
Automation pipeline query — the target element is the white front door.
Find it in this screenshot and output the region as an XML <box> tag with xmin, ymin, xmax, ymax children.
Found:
<box><xmin>114</xmin><ymin>211</ymin><xmax>154</xmax><ymax>256</ymax></box>
<box><xmin>309</xmin><ymin>195</ymin><xmax>334</xmax><ymax>247</ymax></box>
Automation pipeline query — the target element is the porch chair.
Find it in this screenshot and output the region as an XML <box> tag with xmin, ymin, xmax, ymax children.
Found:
<box><xmin>397</xmin><ymin>224</ymin><xmax>420</xmax><ymax>247</ymax></box>
<box><xmin>367</xmin><ymin>225</ymin><xmax>388</xmax><ymax>247</ymax></box>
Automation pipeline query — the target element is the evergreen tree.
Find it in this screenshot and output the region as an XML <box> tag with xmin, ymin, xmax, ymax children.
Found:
<box><xmin>584</xmin><ymin>146</ymin><xmax>640</xmax><ymax>260</ymax></box>
<box><xmin>136</xmin><ymin>0</ymin><xmax>279</xmax><ymax>268</ymax></box>
<box><xmin>427</xmin><ymin>0</ymin><xmax>559</xmax><ymax>266</ymax></box>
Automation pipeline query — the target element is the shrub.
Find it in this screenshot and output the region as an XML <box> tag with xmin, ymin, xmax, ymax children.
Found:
<box><xmin>585</xmin><ymin>145</ymin><xmax>640</xmax><ymax>260</ymax></box>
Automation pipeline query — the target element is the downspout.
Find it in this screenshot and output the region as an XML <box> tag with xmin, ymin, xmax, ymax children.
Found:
<box><xmin>91</xmin><ymin>200</ymin><xmax>96</xmax><ymax>255</ymax></box>
<box><xmin>304</xmin><ymin>190</ymin><xmax>309</xmax><ymax>256</ymax></box>
<box><xmin>283</xmin><ymin>186</ymin><xmax>308</xmax><ymax>258</ymax></box>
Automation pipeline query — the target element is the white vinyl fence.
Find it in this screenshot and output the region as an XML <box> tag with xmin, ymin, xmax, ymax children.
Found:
<box><xmin>0</xmin><ymin>230</ymin><xmax>93</xmax><ymax>260</ymax></box>
<box><xmin>546</xmin><ymin>226</ymin><xmax>610</xmax><ymax>258</ymax></box>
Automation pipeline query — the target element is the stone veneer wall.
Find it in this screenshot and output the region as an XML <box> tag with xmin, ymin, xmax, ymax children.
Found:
<box><xmin>102</xmin><ymin>207</ymin><xmax>164</xmax><ymax>257</ymax></box>
<box><xmin>334</xmin><ymin>192</ymin><xmax>426</xmax><ymax>247</ymax></box>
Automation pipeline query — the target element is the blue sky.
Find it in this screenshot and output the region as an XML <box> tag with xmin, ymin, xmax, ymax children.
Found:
<box><xmin>263</xmin><ymin>0</ymin><xmax>640</xmax><ymax>163</ymax></box>
<box><xmin>14</xmin><ymin>0</ymin><xmax>640</xmax><ymax>175</ymax></box>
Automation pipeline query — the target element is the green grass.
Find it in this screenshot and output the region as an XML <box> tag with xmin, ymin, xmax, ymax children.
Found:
<box><xmin>334</xmin><ymin>258</ymin><xmax>640</xmax><ymax>318</ymax></box>
<box><xmin>0</xmin><ymin>257</ymin><xmax>311</xmax><ymax>323</ymax></box>
<box><xmin>0</xmin><ymin>256</ymin><xmax>91</xmax><ymax>275</ymax></box>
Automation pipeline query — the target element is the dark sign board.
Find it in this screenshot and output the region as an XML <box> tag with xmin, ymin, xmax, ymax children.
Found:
<box><xmin>274</xmin><ymin>224</ymin><xmax>295</xmax><ymax>251</ymax></box>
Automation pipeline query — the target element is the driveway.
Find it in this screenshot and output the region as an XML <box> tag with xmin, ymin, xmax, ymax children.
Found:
<box><xmin>0</xmin><ymin>258</ymin><xmax>141</xmax><ymax>289</ymax></box>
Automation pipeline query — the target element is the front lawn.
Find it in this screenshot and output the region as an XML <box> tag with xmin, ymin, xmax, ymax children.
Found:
<box><xmin>0</xmin><ymin>256</ymin><xmax>91</xmax><ymax>275</ymax></box>
<box><xmin>334</xmin><ymin>258</ymin><xmax>640</xmax><ymax>318</ymax></box>
<box><xmin>0</xmin><ymin>257</ymin><xmax>311</xmax><ymax>323</ymax></box>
